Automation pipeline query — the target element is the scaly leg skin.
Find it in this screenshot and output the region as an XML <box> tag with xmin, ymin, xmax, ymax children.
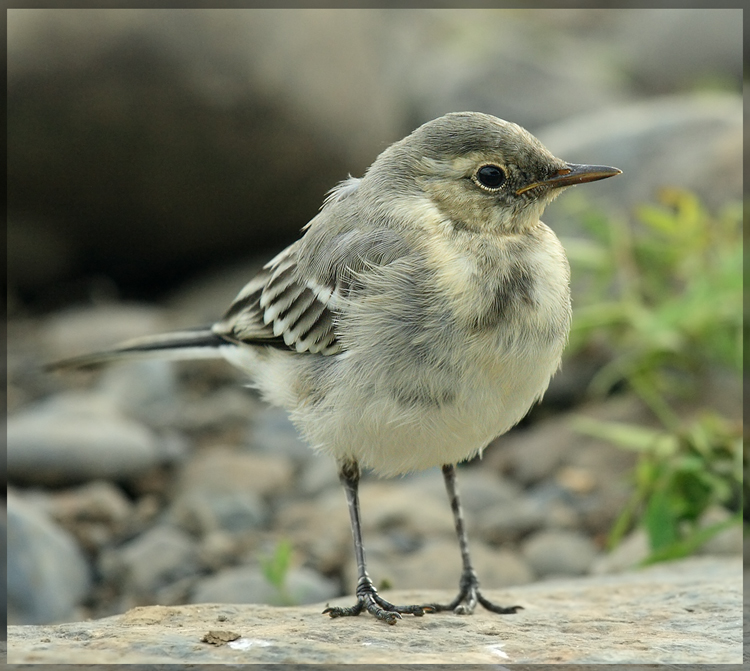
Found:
<box><xmin>425</xmin><ymin>464</ymin><xmax>523</xmax><ymax>616</ymax></box>
<box><xmin>323</xmin><ymin>459</ymin><xmax>435</xmax><ymax>624</ymax></box>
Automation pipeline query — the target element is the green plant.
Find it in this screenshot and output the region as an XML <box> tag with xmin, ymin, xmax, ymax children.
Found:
<box><xmin>562</xmin><ymin>189</ymin><xmax>742</xmax><ymax>563</ymax></box>
<box><xmin>573</xmin><ymin>412</ymin><xmax>742</xmax><ymax>563</ymax></box>
<box><xmin>259</xmin><ymin>538</ymin><xmax>294</xmax><ymax>605</ymax></box>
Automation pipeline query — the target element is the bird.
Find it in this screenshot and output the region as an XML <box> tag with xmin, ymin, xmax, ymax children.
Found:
<box><xmin>49</xmin><ymin>111</ymin><xmax>621</xmax><ymax>624</ymax></box>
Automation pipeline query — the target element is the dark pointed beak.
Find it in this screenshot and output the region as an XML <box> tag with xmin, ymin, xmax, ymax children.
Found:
<box><xmin>516</xmin><ymin>163</ymin><xmax>622</xmax><ymax>195</ymax></box>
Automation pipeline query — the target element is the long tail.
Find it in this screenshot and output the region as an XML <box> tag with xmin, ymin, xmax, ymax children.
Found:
<box><xmin>45</xmin><ymin>327</ymin><xmax>232</xmax><ymax>371</ymax></box>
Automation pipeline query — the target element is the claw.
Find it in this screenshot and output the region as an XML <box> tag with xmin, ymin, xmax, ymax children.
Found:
<box><xmin>323</xmin><ymin>587</ymin><xmax>435</xmax><ymax>624</ymax></box>
<box><xmin>425</xmin><ymin>574</ymin><xmax>522</xmax><ymax>615</ymax></box>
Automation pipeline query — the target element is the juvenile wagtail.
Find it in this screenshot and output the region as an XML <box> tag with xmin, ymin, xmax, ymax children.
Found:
<box><xmin>50</xmin><ymin>112</ymin><xmax>621</xmax><ymax>624</ymax></box>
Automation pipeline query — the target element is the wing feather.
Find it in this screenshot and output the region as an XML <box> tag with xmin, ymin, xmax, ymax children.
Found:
<box><xmin>213</xmin><ymin>245</ymin><xmax>343</xmax><ymax>355</ymax></box>
<box><xmin>213</xmin><ymin>210</ymin><xmax>413</xmax><ymax>356</ymax></box>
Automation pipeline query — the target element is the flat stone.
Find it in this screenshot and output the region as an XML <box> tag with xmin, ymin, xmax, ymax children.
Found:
<box><xmin>42</xmin><ymin>304</ymin><xmax>171</xmax><ymax>361</ymax></box>
<box><xmin>7</xmin><ymin>555</ymin><xmax>742</xmax><ymax>664</ymax></box>
<box><xmin>7</xmin><ymin>393</ymin><xmax>166</xmax><ymax>486</ymax></box>
<box><xmin>174</xmin><ymin>445</ymin><xmax>295</xmax><ymax>500</ymax></box>
<box><xmin>522</xmin><ymin>529</ymin><xmax>599</xmax><ymax>577</ymax></box>
<box><xmin>190</xmin><ymin>565</ymin><xmax>339</xmax><ymax>607</ymax></box>
<box><xmin>477</xmin><ymin>496</ymin><xmax>548</xmax><ymax>543</ymax></box>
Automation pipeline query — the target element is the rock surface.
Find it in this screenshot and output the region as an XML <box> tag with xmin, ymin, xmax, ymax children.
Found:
<box><xmin>7</xmin><ymin>555</ymin><xmax>742</xmax><ymax>664</ymax></box>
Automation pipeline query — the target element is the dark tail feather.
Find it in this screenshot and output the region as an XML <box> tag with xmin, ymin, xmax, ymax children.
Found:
<box><xmin>45</xmin><ymin>327</ymin><xmax>231</xmax><ymax>371</ymax></box>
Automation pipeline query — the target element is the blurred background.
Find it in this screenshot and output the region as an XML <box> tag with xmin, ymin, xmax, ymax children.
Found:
<box><xmin>6</xmin><ymin>8</ymin><xmax>743</xmax><ymax>629</ymax></box>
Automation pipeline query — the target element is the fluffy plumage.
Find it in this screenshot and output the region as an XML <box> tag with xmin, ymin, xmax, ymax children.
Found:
<box><xmin>50</xmin><ymin>112</ymin><xmax>620</xmax><ymax>622</ymax></box>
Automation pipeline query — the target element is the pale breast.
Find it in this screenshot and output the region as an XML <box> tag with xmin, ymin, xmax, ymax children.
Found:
<box><xmin>285</xmin><ymin>221</ymin><xmax>571</xmax><ymax>475</ymax></box>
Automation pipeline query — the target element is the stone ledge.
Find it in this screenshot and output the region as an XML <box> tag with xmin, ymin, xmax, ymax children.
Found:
<box><xmin>7</xmin><ymin>555</ymin><xmax>743</xmax><ymax>664</ymax></box>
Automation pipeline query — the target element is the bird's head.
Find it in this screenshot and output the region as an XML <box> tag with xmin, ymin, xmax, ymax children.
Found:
<box><xmin>368</xmin><ymin>112</ymin><xmax>621</xmax><ymax>234</ymax></box>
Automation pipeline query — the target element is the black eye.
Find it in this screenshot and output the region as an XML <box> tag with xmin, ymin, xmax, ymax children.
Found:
<box><xmin>475</xmin><ymin>164</ymin><xmax>506</xmax><ymax>190</ymax></box>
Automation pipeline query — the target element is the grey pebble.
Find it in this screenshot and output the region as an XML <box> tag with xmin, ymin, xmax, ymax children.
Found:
<box><xmin>539</xmin><ymin>92</ymin><xmax>742</xmax><ymax>217</ymax></box>
<box><xmin>522</xmin><ymin>529</ymin><xmax>599</xmax><ymax>578</ymax></box>
<box><xmin>30</xmin><ymin>480</ymin><xmax>135</xmax><ymax>554</ymax></box>
<box><xmin>249</xmin><ymin>406</ymin><xmax>312</xmax><ymax>463</ymax></box>
<box><xmin>477</xmin><ymin>496</ymin><xmax>548</xmax><ymax>543</ymax></box>
<box><xmin>169</xmin><ymin>489</ymin><xmax>269</xmax><ymax>536</ymax></box>
<box><xmin>591</xmin><ymin>528</ymin><xmax>649</xmax><ymax>575</ymax></box>
<box><xmin>99</xmin><ymin>525</ymin><xmax>201</xmax><ymax>596</ymax></box>
<box><xmin>7</xmin><ymin>392</ymin><xmax>168</xmax><ymax>486</ymax></box>
<box><xmin>190</xmin><ymin>564</ymin><xmax>339</xmax><ymax>607</ymax></box>
<box><xmin>298</xmin><ymin>452</ymin><xmax>340</xmax><ymax>496</ymax></box>
<box><xmin>168</xmin><ymin>447</ymin><xmax>296</xmax><ymax>536</ymax></box>
<box><xmin>8</xmin><ymin>491</ymin><xmax>91</xmax><ymax>625</ymax></box>
<box><xmin>162</xmin><ymin>386</ymin><xmax>261</xmax><ymax>434</ymax></box>
<box><xmin>406</xmin><ymin>466</ymin><xmax>522</xmax><ymax>517</ymax></box>
<box><xmin>97</xmin><ymin>359</ymin><xmax>180</xmax><ymax>423</ymax></box>
<box><xmin>175</xmin><ymin>445</ymin><xmax>295</xmax><ymax>500</ymax></box>
<box><xmin>352</xmin><ymin>538</ymin><xmax>533</xmax><ymax>594</ymax></box>
<box><xmin>42</xmin><ymin>304</ymin><xmax>171</xmax><ymax>361</ymax></box>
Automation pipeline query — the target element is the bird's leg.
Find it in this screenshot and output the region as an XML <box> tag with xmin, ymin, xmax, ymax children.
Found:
<box><xmin>426</xmin><ymin>463</ymin><xmax>522</xmax><ymax>615</ymax></box>
<box><xmin>323</xmin><ymin>458</ymin><xmax>434</xmax><ymax>624</ymax></box>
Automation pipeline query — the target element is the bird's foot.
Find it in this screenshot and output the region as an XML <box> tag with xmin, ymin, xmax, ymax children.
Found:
<box><xmin>323</xmin><ymin>579</ymin><xmax>435</xmax><ymax>625</ymax></box>
<box><xmin>424</xmin><ymin>570</ymin><xmax>522</xmax><ymax>615</ymax></box>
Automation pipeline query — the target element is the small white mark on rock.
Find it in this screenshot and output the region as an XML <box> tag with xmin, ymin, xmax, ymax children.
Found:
<box><xmin>487</xmin><ymin>644</ymin><xmax>510</xmax><ymax>660</ymax></box>
<box><xmin>228</xmin><ymin>638</ymin><xmax>272</xmax><ymax>651</ymax></box>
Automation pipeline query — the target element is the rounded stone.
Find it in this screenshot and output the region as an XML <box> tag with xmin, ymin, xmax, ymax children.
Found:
<box><xmin>190</xmin><ymin>565</ymin><xmax>339</xmax><ymax>607</ymax></box>
<box><xmin>8</xmin><ymin>491</ymin><xmax>92</xmax><ymax>624</ymax></box>
<box><xmin>99</xmin><ymin>524</ymin><xmax>201</xmax><ymax>596</ymax></box>
<box><xmin>8</xmin><ymin>393</ymin><xmax>165</xmax><ymax>486</ymax></box>
<box><xmin>522</xmin><ymin>529</ymin><xmax>599</xmax><ymax>578</ymax></box>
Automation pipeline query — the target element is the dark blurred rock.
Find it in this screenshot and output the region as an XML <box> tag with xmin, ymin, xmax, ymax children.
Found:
<box><xmin>8</xmin><ymin>10</ymin><xmax>741</xmax><ymax>307</ymax></box>
<box><xmin>0</xmin><ymin>509</ymin><xmax>6</xmax><ymax>637</ymax></box>
<box><xmin>7</xmin><ymin>218</ymin><xmax>77</xmax><ymax>290</ymax></box>
<box><xmin>8</xmin><ymin>25</ymin><xmax>349</xmax><ymax>303</ymax></box>
<box><xmin>399</xmin><ymin>10</ymin><xmax>625</xmax><ymax>132</ymax></box>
